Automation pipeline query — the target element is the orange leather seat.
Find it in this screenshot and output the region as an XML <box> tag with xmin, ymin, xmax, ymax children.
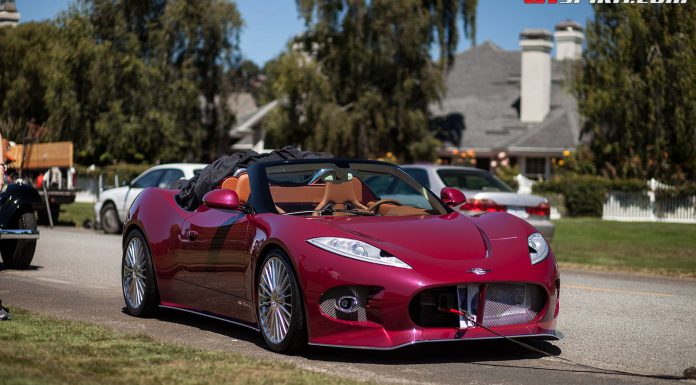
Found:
<box><xmin>314</xmin><ymin>179</ymin><xmax>369</xmax><ymax>215</ymax></box>
<box><xmin>220</xmin><ymin>173</ymin><xmax>250</xmax><ymax>203</ymax></box>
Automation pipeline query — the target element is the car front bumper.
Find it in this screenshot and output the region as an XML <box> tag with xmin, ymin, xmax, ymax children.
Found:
<box><xmin>296</xmin><ymin>248</ymin><xmax>560</xmax><ymax>350</ymax></box>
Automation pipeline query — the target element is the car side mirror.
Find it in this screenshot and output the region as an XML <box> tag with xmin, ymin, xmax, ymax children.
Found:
<box><xmin>203</xmin><ymin>189</ymin><xmax>240</xmax><ymax>211</ymax></box>
<box><xmin>440</xmin><ymin>187</ymin><xmax>466</xmax><ymax>207</ymax></box>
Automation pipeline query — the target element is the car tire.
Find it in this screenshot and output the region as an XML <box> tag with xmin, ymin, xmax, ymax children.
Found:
<box><xmin>256</xmin><ymin>250</ymin><xmax>307</xmax><ymax>353</ymax></box>
<box><xmin>122</xmin><ymin>230</ymin><xmax>158</xmax><ymax>317</ymax></box>
<box><xmin>101</xmin><ymin>203</ymin><xmax>122</xmax><ymax>234</ymax></box>
<box><xmin>0</xmin><ymin>211</ymin><xmax>37</xmax><ymax>270</ymax></box>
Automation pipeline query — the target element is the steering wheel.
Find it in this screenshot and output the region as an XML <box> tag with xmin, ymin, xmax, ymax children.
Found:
<box><xmin>369</xmin><ymin>199</ymin><xmax>403</xmax><ymax>213</ymax></box>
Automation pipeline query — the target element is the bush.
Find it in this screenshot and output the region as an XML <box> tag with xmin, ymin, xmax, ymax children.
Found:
<box><xmin>494</xmin><ymin>165</ymin><xmax>520</xmax><ymax>191</ymax></box>
<box><xmin>534</xmin><ymin>175</ymin><xmax>610</xmax><ymax>217</ymax></box>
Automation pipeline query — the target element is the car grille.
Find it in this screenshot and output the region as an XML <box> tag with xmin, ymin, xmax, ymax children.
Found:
<box><xmin>409</xmin><ymin>283</ymin><xmax>546</xmax><ymax>328</ymax></box>
<box><xmin>482</xmin><ymin>283</ymin><xmax>545</xmax><ymax>327</ymax></box>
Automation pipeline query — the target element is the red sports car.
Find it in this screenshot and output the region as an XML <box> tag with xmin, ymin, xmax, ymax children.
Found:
<box><xmin>122</xmin><ymin>159</ymin><xmax>560</xmax><ymax>352</ymax></box>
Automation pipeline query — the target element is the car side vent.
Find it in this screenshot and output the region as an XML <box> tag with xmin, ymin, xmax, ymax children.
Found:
<box><xmin>319</xmin><ymin>286</ymin><xmax>369</xmax><ymax>322</ymax></box>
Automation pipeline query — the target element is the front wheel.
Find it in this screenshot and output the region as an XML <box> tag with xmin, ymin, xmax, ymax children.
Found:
<box><xmin>0</xmin><ymin>211</ymin><xmax>38</xmax><ymax>269</ymax></box>
<box><xmin>257</xmin><ymin>250</ymin><xmax>306</xmax><ymax>353</ymax></box>
<box><xmin>122</xmin><ymin>230</ymin><xmax>158</xmax><ymax>317</ymax></box>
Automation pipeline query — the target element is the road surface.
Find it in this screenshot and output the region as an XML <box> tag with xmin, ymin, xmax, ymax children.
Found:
<box><xmin>1</xmin><ymin>227</ymin><xmax>694</xmax><ymax>385</ymax></box>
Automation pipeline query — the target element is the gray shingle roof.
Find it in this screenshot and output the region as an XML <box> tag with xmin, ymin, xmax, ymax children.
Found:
<box><xmin>430</xmin><ymin>41</ymin><xmax>580</xmax><ymax>154</ymax></box>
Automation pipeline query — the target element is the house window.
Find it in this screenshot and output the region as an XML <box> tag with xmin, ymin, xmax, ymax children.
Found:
<box><xmin>525</xmin><ymin>157</ymin><xmax>547</xmax><ymax>178</ymax></box>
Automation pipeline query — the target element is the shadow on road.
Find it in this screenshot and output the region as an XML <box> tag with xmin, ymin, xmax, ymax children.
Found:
<box><xmin>0</xmin><ymin>263</ymin><xmax>43</xmax><ymax>272</ymax></box>
<box><xmin>303</xmin><ymin>338</ymin><xmax>561</xmax><ymax>365</ymax></box>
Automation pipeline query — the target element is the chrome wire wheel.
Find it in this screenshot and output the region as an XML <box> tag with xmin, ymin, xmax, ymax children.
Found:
<box><xmin>258</xmin><ymin>256</ymin><xmax>293</xmax><ymax>345</ymax></box>
<box><xmin>123</xmin><ymin>237</ymin><xmax>147</xmax><ymax>309</ymax></box>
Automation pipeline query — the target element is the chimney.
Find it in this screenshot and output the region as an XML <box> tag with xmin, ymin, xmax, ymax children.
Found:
<box><xmin>520</xmin><ymin>29</ymin><xmax>552</xmax><ymax>123</ymax></box>
<box><xmin>0</xmin><ymin>1</ymin><xmax>19</xmax><ymax>28</ymax></box>
<box><xmin>554</xmin><ymin>20</ymin><xmax>584</xmax><ymax>61</ymax></box>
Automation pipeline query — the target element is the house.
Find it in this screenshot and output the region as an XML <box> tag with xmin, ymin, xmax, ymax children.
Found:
<box><xmin>431</xmin><ymin>21</ymin><xmax>585</xmax><ymax>179</ymax></box>
<box><xmin>229</xmin><ymin>21</ymin><xmax>586</xmax><ymax>175</ymax></box>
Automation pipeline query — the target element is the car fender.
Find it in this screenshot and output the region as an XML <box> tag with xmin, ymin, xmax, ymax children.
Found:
<box><xmin>0</xmin><ymin>183</ymin><xmax>41</xmax><ymax>228</ymax></box>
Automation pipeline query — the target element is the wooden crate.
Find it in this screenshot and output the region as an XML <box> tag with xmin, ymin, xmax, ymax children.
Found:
<box><xmin>7</xmin><ymin>142</ymin><xmax>74</xmax><ymax>169</ymax></box>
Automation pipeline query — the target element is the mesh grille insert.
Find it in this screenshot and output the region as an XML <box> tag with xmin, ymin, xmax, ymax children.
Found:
<box><xmin>319</xmin><ymin>286</ymin><xmax>369</xmax><ymax>322</ymax></box>
<box><xmin>482</xmin><ymin>283</ymin><xmax>546</xmax><ymax>327</ymax></box>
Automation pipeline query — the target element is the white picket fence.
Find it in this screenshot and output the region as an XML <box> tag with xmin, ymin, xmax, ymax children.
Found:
<box><xmin>602</xmin><ymin>179</ymin><xmax>696</xmax><ymax>223</ymax></box>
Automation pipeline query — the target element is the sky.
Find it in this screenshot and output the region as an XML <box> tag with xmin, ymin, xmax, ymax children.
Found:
<box><xmin>15</xmin><ymin>0</ymin><xmax>594</xmax><ymax>65</ymax></box>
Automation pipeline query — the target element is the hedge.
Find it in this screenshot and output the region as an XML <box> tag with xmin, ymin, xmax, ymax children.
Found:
<box><xmin>534</xmin><ymin>175</ymin><xmax>696</xmax><ymax>217</ymax></box>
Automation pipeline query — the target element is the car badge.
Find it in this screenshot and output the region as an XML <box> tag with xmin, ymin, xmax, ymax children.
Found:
<box><xmin>467</xmin><ymin>268</ymin><xmax>491</xmax><ymax>276</ymax></box>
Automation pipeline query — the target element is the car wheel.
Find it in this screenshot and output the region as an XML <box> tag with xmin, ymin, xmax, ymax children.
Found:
<box><xmin>101</xmin><ymin>203</ymin><xmax>122</xmax><ymax>234</ymax></box>
<box><xmin>122</xmin><ymin>230</ymin><xmax>158</xmax><ymax>317</ymax></box>
<box><xmin>0</xmin><ymin>211</ymin><xmax>37</xmax><ymax>269</ymax></box>
<box><xmin>257</xmin><ymin>250</ymin><xmax>307</xmax><ymax>353</ymax></box>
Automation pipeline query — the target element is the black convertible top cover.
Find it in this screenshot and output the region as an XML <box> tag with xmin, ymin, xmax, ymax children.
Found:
<box><xmin>174</xmin><ymin>146</ymin><xmax>333</xmax><ymax>211</ymax></box>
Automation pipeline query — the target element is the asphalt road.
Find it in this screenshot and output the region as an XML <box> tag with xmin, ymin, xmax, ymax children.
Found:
<box><xmin>1</xmin><ymin>227</ymin><xmax>695</xmax><ymax>385</ymax></box>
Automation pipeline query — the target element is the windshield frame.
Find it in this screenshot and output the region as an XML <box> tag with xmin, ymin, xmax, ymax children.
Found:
<box><xmin>248</xmin><ymin>159</ymin><xmax>452</xmax><ymax>215</ymax></box>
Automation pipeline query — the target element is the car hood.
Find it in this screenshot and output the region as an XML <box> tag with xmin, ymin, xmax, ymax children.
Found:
<box><xmin>309</xmin><ymin>213</ymin><xmax>489</xmax><ymax>266</ymax></box>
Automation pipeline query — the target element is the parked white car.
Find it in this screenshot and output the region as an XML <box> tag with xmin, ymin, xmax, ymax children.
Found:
<box><xmin>400</xmin><ymin>164</ymin><xmax>555</xmax><ymax>241</ymax></box>
<box><xmin>94</xmin><ymin>163</ymin><xmax>206</xmax><ymax>234</ymax></box>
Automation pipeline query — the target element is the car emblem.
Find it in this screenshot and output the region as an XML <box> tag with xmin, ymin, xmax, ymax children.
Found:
<box><xmin>467</xmin><ymin>268</ymin><xmax>491</xmax><ymax>276</ymax></box>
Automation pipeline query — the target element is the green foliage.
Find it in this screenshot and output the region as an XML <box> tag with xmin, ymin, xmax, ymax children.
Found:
<box><xmin>574</xmin><ymin>4</ymin><xmax>696</xmax><ymax>182</ymax></box>
<box><xmin>534</xmin><ymin>175</ymin><xmax>609</xmax><ymax>217</ymax></box>
<box><xmin>493</xmin><ymin>165</ymin><xmax>519</xmax><ymax>191</ymax></box>
<box><xmin>75</xmin><ymin>163</ymin><xmax>152</xmax><ymax>185</ymax></box>
<box><xmin>0</xmin><ymin>0</ymin><xmax>244</xmax><ymax>165</ymax></box>
<box><xmin>264</xmin><ymin>0</ymin><xmax>476</xmax><ymax>161</ymax></box>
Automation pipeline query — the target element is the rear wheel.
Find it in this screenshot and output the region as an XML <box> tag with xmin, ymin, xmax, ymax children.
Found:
<box><xmin>0</xmin><ymin>211</ymin><xmax>37</xmax><ymax>269</ymax></box>
<box><xmin>257</xmin><ymin>250</ymin><xmax>306</xmax><ymax>353</ymax></box>
<box><xmin>101</xmin><ymin>203</ymin><xmax>122</xmax><ymax>234</ymax></box>
<box><xmin>122</xmin><ymin>230</ymin><xmax>158</xmax><ymax>316</ymax></box>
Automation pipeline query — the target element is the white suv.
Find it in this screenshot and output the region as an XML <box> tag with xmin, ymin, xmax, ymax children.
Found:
<box><xmin>94</xmin><ymin>163</ymin><xmax>205</xmax><ymax>234</ymax></box>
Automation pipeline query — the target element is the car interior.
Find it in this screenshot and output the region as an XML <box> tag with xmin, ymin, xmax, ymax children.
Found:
<box><xmin>217</xmin><ymin>167</ymin><xmax>436</xmax><ymax>216</ymax></box>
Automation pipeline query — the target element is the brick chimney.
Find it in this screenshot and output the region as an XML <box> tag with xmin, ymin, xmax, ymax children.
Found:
<box><xmin>554</xmin><ymin>20</ymin><xmax>584</xmax><ymax>61</ymax></box>
<box><xmin>520</xmin><ymin>29</ymin><xmax>553</xmax><ymax>123</ymax></box>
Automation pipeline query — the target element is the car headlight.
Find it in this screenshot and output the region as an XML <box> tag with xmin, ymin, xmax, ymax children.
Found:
<box><xmin>528</xmin><ymin>233</ymin><xmax>549</xmax><ymax>265</ymax></box>
<box><xmin>307</xmin><ymin>237</ymin><xmax>412</xmax><ymax>269</ymax></box>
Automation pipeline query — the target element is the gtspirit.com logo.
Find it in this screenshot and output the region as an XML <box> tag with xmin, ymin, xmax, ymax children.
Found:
<box><xmin>525</xmin><ymin>0</ymin><xmax>687</xmax><ymax>3</ymax></box>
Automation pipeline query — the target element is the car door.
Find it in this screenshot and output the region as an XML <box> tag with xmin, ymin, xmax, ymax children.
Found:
<box><xmin>120</xmin><ymin>169</ymin><xmax>165</xmax><ymax>219</ymax></box>
<box><xmin>177</xmin><ymin>204</ymin><xmax>253</xmax><ymax>321</ymax></box>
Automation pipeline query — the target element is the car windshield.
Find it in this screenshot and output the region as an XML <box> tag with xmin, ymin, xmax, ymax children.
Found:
<box><xmin>259</xmin><ymin>162</ymin><xmax>448</xmax><ymax>217</ymax></box>
<box><xmin>437</xmin><ymin>169</ymin><xmax>513</xmax><ymax>192</ymax></box>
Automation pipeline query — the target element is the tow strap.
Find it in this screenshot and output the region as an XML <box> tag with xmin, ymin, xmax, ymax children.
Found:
<box><xmin>443</xmin><ymin>307</ymin><xmax>685</xmax><ymax>381</ymax></box>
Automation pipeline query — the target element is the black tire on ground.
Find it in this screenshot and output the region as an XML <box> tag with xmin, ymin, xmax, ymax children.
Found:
<box><xmin>0</xmin><ymin>211</ymin><xmax>38</xmax><ymax>269</ymax></box>
<box><xmin>256</xmin><ymin>249</ymin><xmax>307</xmax><ymax>353</ymax></box>
<box><xmin>101</xmin><ymin>203</ymin><xmax>122</xmax><ymax>234</ymax></box>
<box><xmin>122</xmin><ymin>230</ymin><xmax>159</xmax><ymax>317</ymax></box>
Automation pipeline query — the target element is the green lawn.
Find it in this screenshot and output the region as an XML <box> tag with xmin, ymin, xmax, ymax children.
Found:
<box><xmin>0</xmin><ymin>307</ymin><xmax>365</xmax><ymax>385</ymax></box>
<box><xmin>551</xmin><ymin>218</ymin><xmax>696</xmax><ymax>277</ymax></box>
<box><xmin>55</xmin><ymin>202</ymin><xmax>94</xmax><ymax>227</ymax></box>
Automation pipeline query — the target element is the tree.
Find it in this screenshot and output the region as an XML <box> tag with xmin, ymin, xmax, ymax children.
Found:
<box><xmin>263</xmin><ymin>0</ymin><xmax>478</xmax><ymax>161</ymax></box>
<box><xmin>0</xmin><ymin>0</ymin><xmax>243</xmax><ymax>165</ymax></box>
<box><xmin>574</xmin><ymin>4</ymin><xmax>696</xmax><ymax>182</ymax></box>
